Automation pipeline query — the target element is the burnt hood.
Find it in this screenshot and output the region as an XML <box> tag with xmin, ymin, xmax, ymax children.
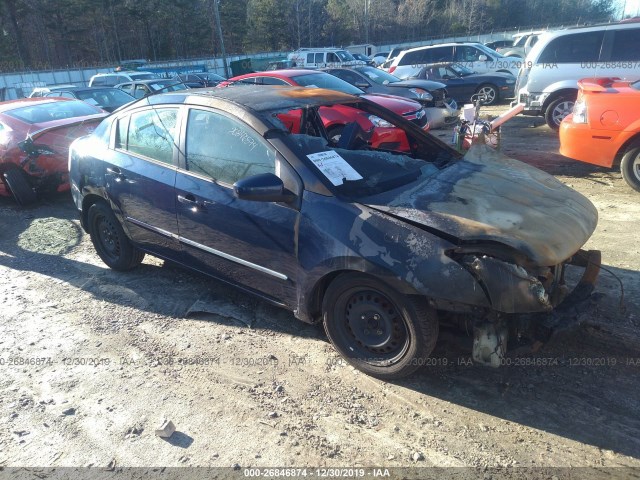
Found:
<box><xmin>387</xmin><ymin>79</ymin><xmax>447</xmax><ymax>91</ymax></box>
<box><xmin>361</xmin><ymin>145</ymin><xmax>598</xmax><ymax>266</ymax></box>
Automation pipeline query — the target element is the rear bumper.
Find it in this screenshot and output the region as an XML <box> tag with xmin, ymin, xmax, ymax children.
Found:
<box><xmin>559</xmin><ymin>117</ymin><xmax>621</xmax><ymax>168</ymax></box>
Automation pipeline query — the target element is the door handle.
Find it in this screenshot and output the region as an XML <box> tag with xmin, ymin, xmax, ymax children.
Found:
<box><xmin>106</xmin><ymin>166</ymin><xmax>126</xmax><ymax>181</ymax></box>
<box><xmin>177</xmin><ymin>194</ymin><xmax>207</xmax><ymax>211</ymax></box>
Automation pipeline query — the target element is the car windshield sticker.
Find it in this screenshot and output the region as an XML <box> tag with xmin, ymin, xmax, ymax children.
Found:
<box><xmin>306</xmin><ymin>151</ymin><xmax>362</xmax><ymax>186</ymax></box>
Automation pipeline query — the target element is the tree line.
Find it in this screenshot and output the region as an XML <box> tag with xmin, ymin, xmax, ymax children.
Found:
<box><xmin>0</xmin><ymin>0</ymin><xmax>615</xmax><ymax>72</ymax></box>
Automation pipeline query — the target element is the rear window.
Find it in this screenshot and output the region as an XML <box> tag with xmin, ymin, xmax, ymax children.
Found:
<box><xmin>538</xmin><ymin>31</ymin><xmax>605</xmax><ymax>63</ymax></box>
<box><xmin>4</xmin><ymin>100</ymin><xmax>102</xmax><ymax>124</ymax></box>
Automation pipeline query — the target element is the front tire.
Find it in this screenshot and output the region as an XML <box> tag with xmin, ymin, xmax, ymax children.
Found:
<box><xmin>545</xmin><ymin>96</ymin><xmax>575</xmax><ymax>130</ymax></box>
<box><xmin>322</xmin><ymin>273</ymin><xmax>438</xmax><ymax>380</ymax></box>
<box><xmin>475</xmin><ymin>84</ymin><xmax>499</xmax><ymax>105</ymax></box>
<box><xmin>88</xmin><ymin>202</ymin><xmax>145</xmax><ymax>271</ymax></box>
<box><xmin>620</xmin><ymin>144</ymin><xmax>640</xmax><ymax>193</ymax></box>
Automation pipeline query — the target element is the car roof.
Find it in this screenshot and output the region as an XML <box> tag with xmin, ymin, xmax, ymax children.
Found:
<box><xmin>233</xmin><ymin>69</ymin><xmax>316</xmax><ymax>80</ymax></box>
<box><xmin>48</xmin><ymin>86</ymin><xmax>120</xmax><ymax>93</ymax></box>
<box><xmin>144</xmin><ymin>85</ymin><xmax>359</xmax><ymax>113</ymax></box>
<box><xmin>0</xmin><ymin>97</ymin><xmax>74</xmax><ymax>113</ymax></box>
<box><xmin>402</xmin><ymin>42</ymin><xmax>482</xmax><ymax>54</ymax></box>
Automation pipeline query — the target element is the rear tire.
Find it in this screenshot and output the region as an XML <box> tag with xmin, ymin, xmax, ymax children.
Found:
<box><xmin>620</xmin><ymin>144</ymin><xmax>640</xmax><ymax>193</ymax></box>
<box><xmin>2</xmin><ymin>168</ymin><xmax>37</xmax><ymax>206</ymax></box>
<box><xmin>545</xmin><ymin>96</ymin><xmax>575</xmax><ymax>130</ymax></box>
<box><xmin>88</xmin><ymin>202</ymin><xmax>144</xmax><ymax>271</ymax></box>
<box><xmin>322</xmin><ymin>273</ymin><xmax>438</xmax><ymax>380</ymax></box>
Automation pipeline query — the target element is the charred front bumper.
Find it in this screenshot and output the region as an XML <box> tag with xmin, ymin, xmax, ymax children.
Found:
<box><xmin>460</xmin><ymin>249</ymin><xmax>601</xmax><ymax>314</ymax></box>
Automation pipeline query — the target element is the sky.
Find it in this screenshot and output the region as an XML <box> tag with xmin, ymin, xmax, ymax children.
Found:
<box><xmin>618</xmin><ymin>0</ymin><xmax>640</xmax><ymax>17</ymax></box>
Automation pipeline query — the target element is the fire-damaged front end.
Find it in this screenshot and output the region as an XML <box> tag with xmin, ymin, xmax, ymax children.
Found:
<box><xmin>360</xmin><ymin>144</ymin><xmax>600</xmax><ymax>366</ymax></box>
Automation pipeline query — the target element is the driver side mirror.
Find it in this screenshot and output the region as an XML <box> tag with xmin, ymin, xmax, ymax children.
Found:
<box><xmin>233</xmin><ymin>173</ymin><xmax>294</xmax><ymax>203</ymax></box>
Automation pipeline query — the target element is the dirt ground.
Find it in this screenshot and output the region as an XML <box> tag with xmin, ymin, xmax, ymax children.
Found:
<box><xmin>1</xmin><ymin>106</ymin><xmax>639</xmax><ymax>479</ymax></box>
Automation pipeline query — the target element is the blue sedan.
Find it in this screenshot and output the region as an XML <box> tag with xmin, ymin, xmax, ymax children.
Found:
<box><xmin>68</xmin><ymin>87</ymin><xmax>598</xmax><ymax>379</ymax></box>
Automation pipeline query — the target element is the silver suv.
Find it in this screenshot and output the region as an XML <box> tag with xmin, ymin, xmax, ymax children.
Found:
<box><xmin>515</xmin><ymin>21</ymin><xmax>640</xmax><ymax>129</ymax></box>
<box><xmin>88</xmin><ymin>71</ymin><xmax>158</xmax><ymax>87</ymax></box>
<box><xmin>388</xmin><ymin>42</ymin><xmax>522</xmax><ymax>79</ymax></box>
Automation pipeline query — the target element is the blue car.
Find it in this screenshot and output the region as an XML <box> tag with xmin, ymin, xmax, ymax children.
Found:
<box><xmin>410</xmin><ymin>62</ymin><xmax>516</xmax><ymax>105</ymax></box>
<box><xmin>69</xmin><ymin>87</ymin><xmax>599</xmax><ymax>379</ymax></box>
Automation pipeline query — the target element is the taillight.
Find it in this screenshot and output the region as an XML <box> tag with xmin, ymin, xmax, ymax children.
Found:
<box><xmin>389</xmin><ymin>66</ymin><xmax>396</xmax><ymax>73</ymax></box>
<box><xmin>572</xmin><ymin>94</ymin><xmax>588</xmax><ymax>124</ymax></box>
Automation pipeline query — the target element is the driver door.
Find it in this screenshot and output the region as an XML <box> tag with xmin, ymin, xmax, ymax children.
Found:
<box><xmin>174</xmin><ymin>107</ymin><xmax>301</xmax><ymax>304</ymax></box>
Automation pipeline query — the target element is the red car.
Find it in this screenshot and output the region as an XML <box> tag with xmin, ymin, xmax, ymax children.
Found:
<box><xmin>219</xmin><ymin>70</ymin><xmax>430</xmax><ymax>151</ymax></box>
<box><xmin>0</xmin><ymin>98</ymin><xmax>107</xmax><ymax>205</ymax></box>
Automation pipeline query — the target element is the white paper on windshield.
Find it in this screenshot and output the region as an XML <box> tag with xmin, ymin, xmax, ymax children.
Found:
<box><xmin>307</xmin><ymin>151</ymin><xmax>362</xmax><ymax>186</ymax></box>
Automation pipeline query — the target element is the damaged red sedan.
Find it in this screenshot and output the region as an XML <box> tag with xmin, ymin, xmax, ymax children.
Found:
<box><xmin>0</xmin><ymin>97</ymin><xmax>107</xmax><ymax>205</ymax></box>
<box><xmin>69</xmin><ymin>87</ymin><xmax>600</xmax><ymax>379</ymax></box>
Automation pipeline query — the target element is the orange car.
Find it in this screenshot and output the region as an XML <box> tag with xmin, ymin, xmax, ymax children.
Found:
<box><xmin>559</xmin><ymin>77</ymin><xmax>640</xmax><ymax>192</ymax></box>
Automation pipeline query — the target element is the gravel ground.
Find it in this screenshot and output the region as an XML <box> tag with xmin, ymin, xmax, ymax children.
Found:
<box><xmin>1</xmin><ymin>106</ymin><xmax>639</xmax><ymax>479</ymax></box>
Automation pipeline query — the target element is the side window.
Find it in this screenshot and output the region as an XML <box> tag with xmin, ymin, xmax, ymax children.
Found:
<box><xmin>307</xmin><ymin>53</ymin><xmax>314</xmax><ymax>63</ymax></box>
<box><xmin>326</xmin><ymin>52</ymin><xmax>339</xmax><ymax>63</ymax></box>
<box><xmin>332</xmin><ymin>70</ymin><xmax>362</xmax><ymax>85</ymax></box>
<box><xmin>538</xmin><ymin>31</ymin><xmax>605</xmax><ymax>63</ymax></box>
<box><xmin>92</xmin><ymin>77</ymin><xmax>106</xmax><ymax>86</ymax></box>
<box><xmin>115</xmin><ymin>116</ymin><xmax>129</xmax><ymax>149</ymax></box>
<box><xmin>185</xmin><ymin>108</ymin><xmax>275</xmax><ymax>186</ymax></box>
<box><xmin>454</xmin><ymin>46</ymin><xmax>481</xmax><ymax>62</ymax></box>
<box><xmin>401</xmin><ymin>49</ymin><xmax>427</xmax><ymax>66</ymax></box>
<box><xmin>124</xmin><ymin>108</ymin><xmax>177</xmax><ymax>164</ymax></box>
<box><xmin>134</xmin><ymin>84</ymin><xmax>148</xmax><ymax>99</ymax></box>
<box><xmin>609</xmin><ymin>28</ymin><xmax>640</xmax><ymax>61</ymax></box>
<box><xmin>431</xmin><ymin>46</ymin><xmax>454</xmax><ymax>62</ymax></box>
<box><xmin>260</xmin><ymin>77</ymin><xmax>288</xmax><ymax>85</ymax></box>
<box><xmin>315</xmin><ymin>53</ymin><xmax>324</xmax><ymax>63</ymax></box>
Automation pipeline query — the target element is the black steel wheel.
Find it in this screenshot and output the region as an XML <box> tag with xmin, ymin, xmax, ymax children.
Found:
<box><xmin>620</xmin><ymin>143</ymin><xmax>640</xmax><ymax>193</ymax></box>
<box><xmin>322</xmin><ymin>273</ymin><xmax>438</xmax><ymax>379</ymax></box>
<box><xmin>3</xmin><ymin>168</ymin><xmax>37</xmax><ymax>206</ymax></box>
<box><xmin>88</xmin><ymin>202</ymin><xmax>144</xmax><ymax>271</ymax></box>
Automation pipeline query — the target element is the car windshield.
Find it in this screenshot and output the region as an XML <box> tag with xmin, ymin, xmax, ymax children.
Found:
<box><xmin>290</xmin><ymin>73</ymin><xmax>363</xmax><ymax>95</ymax></box>
<box><xmin>476</xmin><ymin>43</ymin><xmax>505</xmax><ymax>58</ymax></box>
<box><xmin>356</xmin><ymin>67</ymin><xmax>400</xmax><ymax>85</ymax></box>
<box><xmin>130</xmin><ymin>73</ymin><xmax>158</xmax><ymax>81</ymax></box>
<box><xmin>75</xmin><ymin>89</ymin><xmax>134</xmax><ymax>107</ymax></box>
<box><xmin>336</xmin><ymin>50</ymin><xmax>355</xmax><ymax>61</ymax></box>
<box><xmin>5</xmin><ymin>100</ymin><xmax>102</xmax><ymax>124</ymax></box>
<box><xmin>289</xmin><ymin>133</ymin><xmax>437</xmax><ymax>197</ymax></box>
<box><xmin>148</xmin><ymin>81</ymin><xmax>187</xmax><ymax>92</ymax></box>
<box><xmin>449</xmin><ymin>63</ymin><xmax>475</xmax><ymax>76</ymax></box>
<box><xmin>512</xmin><ymin>35</ymin><xmax>529</xmax><ymax>48</ymax></box>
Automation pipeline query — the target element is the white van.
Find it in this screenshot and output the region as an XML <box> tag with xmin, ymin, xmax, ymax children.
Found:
<box><xmin>287</xmin><ymin>48</ymin><xmax>365</xmax><ymax>69</ymax></box>
<box><xmin>515</xmin><ymin>20</ymin><xmax>640</xmax><ymax>129</ymax></box>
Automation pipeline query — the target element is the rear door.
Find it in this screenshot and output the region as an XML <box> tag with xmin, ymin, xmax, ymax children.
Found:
<box><xmin>106</xmin><ymin>106</ymin><xmax>181</xmax><ymax>258</ymax></box>
<box><xmin>174</xmin><ymin>107</ymin><xmax>300</xmax><ymax>304</ymax></box>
